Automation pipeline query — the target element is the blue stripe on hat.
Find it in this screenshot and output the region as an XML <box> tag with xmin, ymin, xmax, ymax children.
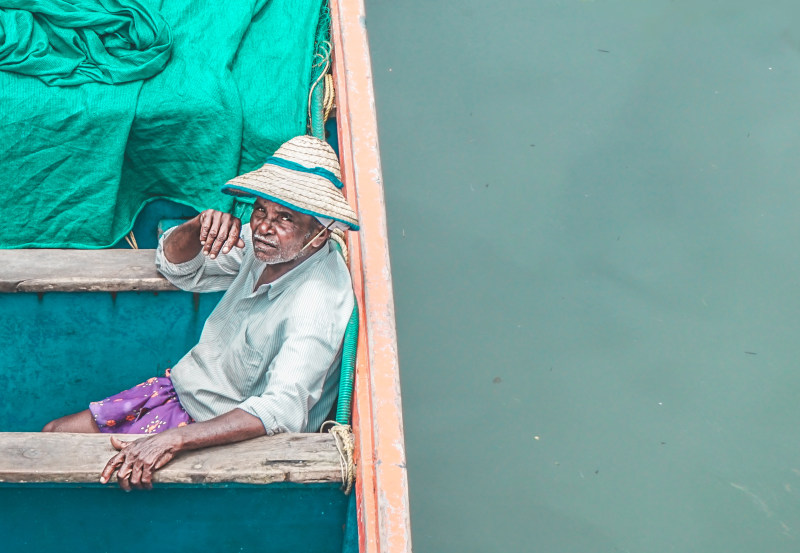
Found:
<box><xmin>264</xmin><ymin>156</ymin><xmax>344</xmax><ymax>189</ymax></box>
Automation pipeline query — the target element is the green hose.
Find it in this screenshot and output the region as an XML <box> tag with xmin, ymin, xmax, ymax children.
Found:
<box><xmin>330</xmin><ymin>239</ymin><xmax>358</xmax><ymax>425</ymax></box>
<box><xmin>335</xmin><ymin>304</ymin><xmax>358</xmax><ymax>425</ymax></box>
<box><xmin>310</xmin><ymin>78</ymin><xmax>325</xmax><ymax>140</ymax></box>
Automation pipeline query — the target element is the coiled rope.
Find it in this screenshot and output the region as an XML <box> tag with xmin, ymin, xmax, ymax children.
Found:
<box><xmin>321</xmin><ymin>421</ymin><xmax>355</xmax><ymax>494</ymax></box>
<box><xmin>308</xmin><ymin>40</ymin><xmax>333</xmax><ymax>136</ymax></box>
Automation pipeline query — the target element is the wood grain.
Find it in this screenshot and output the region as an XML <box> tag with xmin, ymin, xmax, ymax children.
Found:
<box><xmin>0</xmin><ymin>432</ymin><xmax>343</xmax><ymax>485</ymax></box>
<box><xmin>0</xmin><ymin>249</ymin><xmax>177</xmax><ymax>292</ymax></box>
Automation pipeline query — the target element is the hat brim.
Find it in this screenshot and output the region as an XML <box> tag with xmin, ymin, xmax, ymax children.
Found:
<box><xmin>222</xmin><ymin>183</ymin><xmax>360</xmax><ymax>231</ymax></box>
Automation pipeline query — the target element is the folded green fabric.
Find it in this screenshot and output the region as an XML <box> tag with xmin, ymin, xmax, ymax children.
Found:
<box><xmin>0</xmin><ymin>0</ymin><xmax>324</xmax><ymax>248</ymax></box>
<box><xmin>0</xmin><ymin>0</ymin><xmax>172</xmax><ymax>86</ymax></box>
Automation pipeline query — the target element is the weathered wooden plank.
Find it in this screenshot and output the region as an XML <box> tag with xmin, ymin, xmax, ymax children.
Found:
<box><xmin>0</xmin><ymin>249</ymin><xmax>177</xmax><ymax>293</ymax></box>
<box><xmin>0</xmin><ymin>432</ymin><xmax>343</xmax><ymax>485</ymax></box>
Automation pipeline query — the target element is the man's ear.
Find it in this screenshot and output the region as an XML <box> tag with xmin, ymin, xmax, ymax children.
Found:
<box><xmin>310</xmin><ymin>228</ymin><xmax>329</xmax><ymax>248</ymax></box>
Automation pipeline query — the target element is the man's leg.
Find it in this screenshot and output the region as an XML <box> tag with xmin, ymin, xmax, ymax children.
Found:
<box><xmin>42</xmin><ymin>409</ymin><xmax>100</xmax><ymax>433</ymax></box>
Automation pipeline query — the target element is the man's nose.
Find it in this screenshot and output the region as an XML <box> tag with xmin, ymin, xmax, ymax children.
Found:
<box><xmin>257</xmin><ymin>218</ymin><xmax>276</xmax><ymax>234</ymax></box>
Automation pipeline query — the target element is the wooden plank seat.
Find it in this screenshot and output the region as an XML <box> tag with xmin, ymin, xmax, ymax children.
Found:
<box><xmin>0</xmin><ymin>432</ymin><xmax>343</xmax><ymax>485</ymax></box>
<box><xmin>0</xmin><ymin>249</ymin><xmax>177</xmax><ymax>293</ymax></box>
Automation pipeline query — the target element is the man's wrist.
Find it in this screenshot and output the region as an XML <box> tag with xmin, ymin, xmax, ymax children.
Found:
<box><xmin>180</xmin><ymin>216</ymin><xmax>202</xmax><ymax>237</ymax></box>
<box><xmin>162</xmin><ymin>428</ymin><xmax>187</xmax><ymax>452</ymax></box>
<box><xmin>162</xmin><ymin>216</ymin><xmax>204</xmax><ymax>264</ymax></box>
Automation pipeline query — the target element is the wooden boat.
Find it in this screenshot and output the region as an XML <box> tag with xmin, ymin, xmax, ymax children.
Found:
<box><xmin>0</xmin><ymin>0</ymin><xmax>411</xmax><ymax>551</ymax></box>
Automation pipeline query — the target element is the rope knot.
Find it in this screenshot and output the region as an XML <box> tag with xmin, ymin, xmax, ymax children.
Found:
<box><xmin>321</xmin><ymin>421</ymin><xmax>355</xmax><ymax>494</ymax></box>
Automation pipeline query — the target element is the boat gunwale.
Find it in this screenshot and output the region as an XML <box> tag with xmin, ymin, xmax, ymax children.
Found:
<box><xmin>330</xmin><ymin>1</ymin><xmax>413</xmax><ymax>552</ymax></box>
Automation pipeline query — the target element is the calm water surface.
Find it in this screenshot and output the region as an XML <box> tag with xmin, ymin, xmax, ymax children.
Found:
<box><xmin>365</xmin><ymin>1</ymin><xmax>800</xmax><ymax>551</ymax></box>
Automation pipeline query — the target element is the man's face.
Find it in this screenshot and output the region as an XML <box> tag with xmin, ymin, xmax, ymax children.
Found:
<box><xmin>249</xmin><ymin>198</ymin><xmax>322</xmax><ymax>264</ymax></box>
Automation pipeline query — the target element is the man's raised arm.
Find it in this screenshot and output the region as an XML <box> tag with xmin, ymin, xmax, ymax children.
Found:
<box><xmin>163</xmin><ymin>209</ymin><xmax>245</xmax><ymax>264</ymax></box>
<box><xmin>156</xmin><ymin>209</ymin><xmax>248</xmax><ymax>292</ymax></box>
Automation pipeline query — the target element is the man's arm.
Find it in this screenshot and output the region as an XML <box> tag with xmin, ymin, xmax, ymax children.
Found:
<box><xmin>100</xmin><ymin>408</ymin><xmax>265</xmax><ymax>491</ymax></box>
<box><xmin>156</xmin><ymin>210</ymin><xmax>248</xmax><ymax>292</ymax></box>
<box><xmin>163</xmin><ymin>209</ymin><xmax>245</xmax><ymax>263</ymax></box>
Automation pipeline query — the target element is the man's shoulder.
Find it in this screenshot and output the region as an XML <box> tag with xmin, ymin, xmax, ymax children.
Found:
<box><xmin>283</xmin><ymin>247</ymin><xmax>354</xmax><ymax>315</ymax></box>
<box><xmin>298</xmin><ymin>246</ymin><xmax>352</xmax><ymax>292</ymax></box>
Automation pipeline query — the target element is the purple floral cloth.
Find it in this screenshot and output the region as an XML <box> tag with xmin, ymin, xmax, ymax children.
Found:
<box><xmin>89</xmin><ymin>369</ymin><xmax>194</xmax><ymax>434</ymax></box>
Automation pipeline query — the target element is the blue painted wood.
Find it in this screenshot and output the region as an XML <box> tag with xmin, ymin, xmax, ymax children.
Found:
<box><xmin>342</xmin><ymin>490</ymin><xmax>360</xmax><ymax>553</ymax></box>
<box><xmin>0</xmin><ymin>290</ymin><xmax>222</xmax><ymax>430</ymax></box>
<box><xmin>0</xmin><ymin>484</ymin><xmax>348</xmax><ymax>553</ymax></box>
<box><xmin>326</xmin><ymin>117</ymin><xmax>340</xmax><ymax>156</ymax></box>
<box><xmin>114</xmin><ymin>199</ymin><xmax>199</xmax><ymax>249</ymax></box>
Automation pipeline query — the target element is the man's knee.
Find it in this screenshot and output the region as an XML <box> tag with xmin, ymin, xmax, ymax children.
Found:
<box><xmin>41</xmin><ymin>410</ymin><xmax>99</xmax><ymax>433</ymax></box>
<box><xmin>42</xmin><ymin>419</ymin><xmax>67</xmax><ymax>432</ymax></box>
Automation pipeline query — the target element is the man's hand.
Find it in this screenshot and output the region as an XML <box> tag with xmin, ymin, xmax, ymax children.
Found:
<box><xmin>198</xmin><ymin>209</ymin><xmax>245</xmax><ymax>259</ymax></box>
<box><xmin>100</xmin><ymin>433</ymin><xmax>181</xmax><ymax>491</ymax></box>
<box><xmin>99</xmin><ymin>409</ymin><xmax>265</xmax><ymax>490</ymax></box>
<box><xmin>163</xmin><ymin>209</ymin><xmax>246</xmax><ymax>264</ymax></box>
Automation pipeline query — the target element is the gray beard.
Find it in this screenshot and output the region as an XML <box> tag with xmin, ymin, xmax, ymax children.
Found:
<box><xmin>252</xmin><ymin>230</ymin><xmax>314</xmax><ymax>265</ymax></box>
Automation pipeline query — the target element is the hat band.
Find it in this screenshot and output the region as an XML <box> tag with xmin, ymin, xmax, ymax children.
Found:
<box><xmin>220</xmin><ymin>184</ymin><xmax>360</xmax><ymax>231</ymax></box>
<box><xmin>265</xmin><ymin>156</ymin><xmax>344</xmax><ymax>189</ymax></box>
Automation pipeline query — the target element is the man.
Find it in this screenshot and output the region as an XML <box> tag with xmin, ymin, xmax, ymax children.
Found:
<box><xmin>42</xmin><ymin>135</ymin><xmax>359</xmax><ymax>491</ymax></box>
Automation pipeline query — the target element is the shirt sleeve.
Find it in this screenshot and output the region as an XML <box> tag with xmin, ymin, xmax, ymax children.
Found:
<box><xmin>154</xmin><ymin>225</ymin><xmax>249</xmax><ymax>292</ymax></box>
<box><xmin>237</xmin><ymin>284</ymin><xmax>353</xmax><ymax>434</ymax></box>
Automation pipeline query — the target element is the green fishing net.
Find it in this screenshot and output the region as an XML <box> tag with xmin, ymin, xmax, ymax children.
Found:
<box><xmin>0</xmin><ymin>0</ymin><xmax>326</xmax><ymax>248</ymax></box>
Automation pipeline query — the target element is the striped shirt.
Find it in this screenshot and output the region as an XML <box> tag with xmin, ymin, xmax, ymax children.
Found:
<box><xmin>154</xmin><ymin>224</ymin><xmax>354</xmax><ymax>435</ymax></box>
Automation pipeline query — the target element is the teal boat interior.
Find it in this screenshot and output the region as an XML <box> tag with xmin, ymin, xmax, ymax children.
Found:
<box><xmin>3</xmin><ymin>486</ymin><xmax>354</xmax><ymax>552</ymax></box>
<box><xmin>0</xmin><ymin>0</ymin><xmax>369</xmax><ymax>548</ymax></box>
<box><xmin>0</xmin><ymin>116</ymin><xmax>358</xmax><ymax>553</ymax></box>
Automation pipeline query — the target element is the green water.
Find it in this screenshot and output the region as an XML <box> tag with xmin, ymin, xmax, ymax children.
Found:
<box><xmin>365</xmin><ymin>1</ymin><xmax>800</xmax><ymax>551</ymax></box>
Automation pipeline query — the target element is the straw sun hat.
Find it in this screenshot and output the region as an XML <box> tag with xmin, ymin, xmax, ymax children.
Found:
<box><xmin>222</xmin><ymin>135</ymin><xmax>359</xmax><ymax>231</ymax></box>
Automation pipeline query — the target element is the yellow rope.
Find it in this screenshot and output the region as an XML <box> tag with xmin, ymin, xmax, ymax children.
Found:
<box><xmin>323</xmin><ymin>73</ymin><xmax>335</xmax><ymax>122</ymax></box>
<box><xmin>330</xmin><ymin>228</ymin><xmax>348</xmax><ymax>264</ymax></box>
<box><xmin>124</xmin><ymin>230</ymin><xmax>138</xmax><ymax>250</ymax></box>
<box><xmin>308</xmin><ymin>41</ymin><xmax>332</xmax><ymax>129</ymax></box>
<box><xmin>321</xmin><ymin>421</ymin><xmax>355</xmax><ymax>494</ymax></box>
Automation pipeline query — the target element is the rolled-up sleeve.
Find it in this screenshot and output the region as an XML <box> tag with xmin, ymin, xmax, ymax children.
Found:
<box><xmin>237</xmin><ymin>287</ymin><xmax>353</xmax><ymax>434</ymax></box>
<box><xmin>155</xmin><ymin>226</ymin><xmax>246</xmax><ymax>292</ymax></box>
